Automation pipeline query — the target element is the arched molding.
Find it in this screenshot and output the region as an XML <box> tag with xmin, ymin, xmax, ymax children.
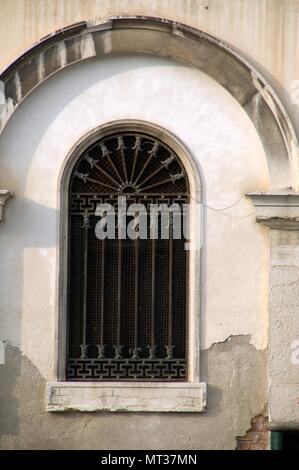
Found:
<box><xmin>0</xmin><ymin>16</ymin><xmax>297</xmax><ymax>189</ymax></box>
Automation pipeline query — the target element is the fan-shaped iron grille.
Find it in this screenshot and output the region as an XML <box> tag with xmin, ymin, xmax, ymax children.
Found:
<box><xmin>67</xmin><ymin>132</ymin><xmax>189</xmax><ymax>381</ymax></box>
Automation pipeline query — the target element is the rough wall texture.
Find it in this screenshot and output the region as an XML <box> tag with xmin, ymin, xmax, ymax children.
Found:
<box><xmin>0</xmin><ymin>337</ymin><xmax>267</xmax><ymax>450</ymax></box>
<box><xmin>0</xmin><ymin>0</ymin><xmax>279</xmax><ymax>449</ymax></box>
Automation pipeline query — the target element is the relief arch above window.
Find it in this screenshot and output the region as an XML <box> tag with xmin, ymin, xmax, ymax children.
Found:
<box><xmin>48</xmin><ymin>121</ymin><xmax>206</xmax><ymax>412</ymax></box>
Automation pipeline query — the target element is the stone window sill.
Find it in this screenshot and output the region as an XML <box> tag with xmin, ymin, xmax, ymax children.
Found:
<box><xmin>46</xmin><ymin>381</ymin><xmax>207</xmax><ymax>413</ymax></box>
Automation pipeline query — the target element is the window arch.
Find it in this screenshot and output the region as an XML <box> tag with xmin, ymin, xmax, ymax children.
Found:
<box><xmin>66</xmin><ymin>128</ymin><xmax>190</xmax><ymax>381</ymax></box>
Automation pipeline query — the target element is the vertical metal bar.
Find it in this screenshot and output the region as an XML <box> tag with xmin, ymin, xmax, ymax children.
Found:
<box><xmin>151</xmin><ymin>237</ymin><xmax>156</xmax><ymax>346</ymax></box>
<box><xmin>81</xmin><ymin>213</ymin><xmax>90</xmax><ymax>358</ymax></box>
<box><xmin>117</xmin><ymin>236</ymin><xmax>122</xmax><ymax>346</ymax></box>
<box><xmin>134</xmin><ymin>237</ymin><xmax>139</xmax><ymax>348</ymax></box>
<box><xmin>100</xmin><ymin>238</ymin><xmax>105</xmax><ymax>345</ymax></box>
<box><xmin>168</xmin><ymin>213</ymin><xmax>173</xmax><ymax>347</ymax></box>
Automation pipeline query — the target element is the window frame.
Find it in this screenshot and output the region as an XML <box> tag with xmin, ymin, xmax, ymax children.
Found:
<box><xmin>49</xmin><ymin>120</ymin><xmax>206</xmax><ymax>412</ymax></box>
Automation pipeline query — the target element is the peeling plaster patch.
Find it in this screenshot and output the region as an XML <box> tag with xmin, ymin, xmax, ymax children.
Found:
<box><xmin>80</xmin><ymin>33</ymin><xmax>96</xmax><ymax>59</ymax></box>
<box><xmin>203</xmin><ymin>322</ymin><xmax>268</xmax><ymax>351</ymax></box>
<box><xmin>206</xmin><ymin>334</ymin><xmax>251</xmax><ymax>348</ymax></box>
<box><xmin>0</xmin><ymin>340</ymin><xmax>267</xmax><ymax>449</ymax></box>
<box><xmin>200</xmin><ymin>335</ymin><xmax>268</xmax><ymax>439</ymax></box>
<box><xmin>249</xmin><ymin>335</ymin><xmax>268</xmax><ymax>351</ymax></box>
<box><xmin>236</xmin><ymin>413</ymin><xmax>269</xmax><ymax>450</ymax></box>
<box><xmin>204</xmin><ymin>334</ymin><xmax>267</xmax><ymax>352</ymax></box>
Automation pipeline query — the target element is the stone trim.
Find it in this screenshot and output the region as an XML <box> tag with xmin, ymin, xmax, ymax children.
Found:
<box><xmin>46</xmin><ymin>382</ymin><xmax>207</xmax><ymax>413</ymax></box>
<box><xmin>246</xmin><ymin>192</ymin><xmax>299</xmax><ymax>230</ymax></box>
<box><xmin>248</xmin><ymin>192</ymin><xmax>299</xmax><ymax>428</ymax></box>
<box><xmin>56</xmin><ymin>121</ymin><xmax>204</xmax><ymax>414</ymax></box>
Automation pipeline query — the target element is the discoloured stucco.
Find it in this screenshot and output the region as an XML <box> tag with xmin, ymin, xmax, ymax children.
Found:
<box><xmin>0</xmin><ymin>337</ymin><xmax>267</xmax><ymax>450</ymax></box>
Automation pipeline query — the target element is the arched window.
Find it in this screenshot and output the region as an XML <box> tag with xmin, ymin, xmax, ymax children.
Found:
<box><xmin>66</xmin><ymin>128</ymin><xmax>190</xmax><ymax>381</ymax></box>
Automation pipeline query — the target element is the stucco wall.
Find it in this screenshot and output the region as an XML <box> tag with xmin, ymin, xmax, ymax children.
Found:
<box><xmin>0</xmin><ymin>52</ymin><xmax>269</xmax><ymax>448</ymax></box>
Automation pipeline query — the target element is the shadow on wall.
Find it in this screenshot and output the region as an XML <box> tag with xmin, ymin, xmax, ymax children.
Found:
<box><xmin>0</xmin><ymin>198</ymin><xmax>57</xmax><ymax>439</ymax></box>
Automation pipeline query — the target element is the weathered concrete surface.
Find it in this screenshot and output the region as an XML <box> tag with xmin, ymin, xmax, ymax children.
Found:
<box><xmin>244</xmin><ymin>197</ymin><xmax>299</xmax><ymax>429</ymax></box>
<box><xmin>0</xmin><ymin>338</ymin><xmax>267</xmax><ymax>450</ymax></box>
<box><xmin>46</xmin><ymin>382</ymin><xmax>207</xmax><ymax>413</ymax></box>
<box><xmin>268</xmin><ymin>230</ymin><xmax>299</xmax><ymax>429</ymax></box>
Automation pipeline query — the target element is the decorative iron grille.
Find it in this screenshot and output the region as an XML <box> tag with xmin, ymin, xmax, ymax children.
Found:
<box><xmin>67</xmin><ymin>132</ymin><xmax>189</xmax><ymax>380</ymax></box>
